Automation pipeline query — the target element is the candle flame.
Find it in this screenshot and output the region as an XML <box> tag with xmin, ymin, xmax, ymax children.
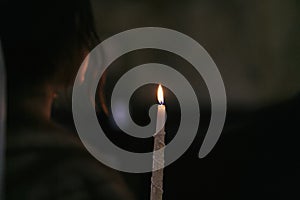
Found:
<box><xmin>157</xmin><ymin>84</ymin><xmax>164</xmax><ymax>104</ymax></box>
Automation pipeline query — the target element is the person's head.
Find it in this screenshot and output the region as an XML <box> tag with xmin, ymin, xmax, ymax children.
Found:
<box><xmin>1</xmin><ymin>0</ymin><xmax>98</xmax><ymax>98</ymax></box>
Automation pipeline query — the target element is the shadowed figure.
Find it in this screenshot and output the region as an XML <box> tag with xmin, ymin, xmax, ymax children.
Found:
<box><xmin>0</xmin><ymin>0</ymin><xmax>135</xmax><ymax>199</ymax></box>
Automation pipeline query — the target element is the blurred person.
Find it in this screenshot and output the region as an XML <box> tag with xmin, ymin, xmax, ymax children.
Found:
<box><xmin>0</xmin><ymin>0</ymin><xmax>135</xmax><ymax>199</ymax></box>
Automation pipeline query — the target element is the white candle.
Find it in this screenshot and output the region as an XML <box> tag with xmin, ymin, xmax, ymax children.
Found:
<box><xmin>150</xmin><ymin>84</ymin><xmax>166</xmax><ymax>200</ymax></box>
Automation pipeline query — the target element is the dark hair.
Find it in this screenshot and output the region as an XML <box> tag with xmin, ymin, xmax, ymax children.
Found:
<box><xmin>0</xmin><ymin>0</ymin><xmax>98</xmax><ymax>95</ymax></box>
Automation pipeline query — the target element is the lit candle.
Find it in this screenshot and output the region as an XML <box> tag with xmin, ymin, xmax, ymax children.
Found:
<box><xmin>150</xmin><ymin>84</ymin><xmax>166</xmax><ymax>200</ymax></box>
<box><xmin>156</xmin><ymin>85</ymin><xmax>166</xmax><ymax>133</ymax></box>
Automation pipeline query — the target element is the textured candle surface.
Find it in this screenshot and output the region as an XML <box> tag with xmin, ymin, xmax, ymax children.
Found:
<box><xmin>150</xmin><ymin>104</ymin><xmax>166</xmax><ymax>200</ymax></box>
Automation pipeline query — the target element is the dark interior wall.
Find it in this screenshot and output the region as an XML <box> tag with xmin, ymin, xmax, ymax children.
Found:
<box><xmin>91</xmin><ymin>0</ymin><xmax>300</xmax><ymax>109</ymax></box>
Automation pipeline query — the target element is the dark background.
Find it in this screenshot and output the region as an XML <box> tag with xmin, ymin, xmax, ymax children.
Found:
<box><xmin>51</xmin><ymin>0</ymin><xmax>300</xmax><ymax>199</ymax></box>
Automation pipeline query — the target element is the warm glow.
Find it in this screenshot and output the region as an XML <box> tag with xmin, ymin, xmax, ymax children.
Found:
<box><xmin>157</xmin><ymin>84</ymin><xmax>164</xmax><ymax>104</ymax></box>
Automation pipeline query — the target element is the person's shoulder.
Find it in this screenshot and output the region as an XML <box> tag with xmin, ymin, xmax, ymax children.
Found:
<box><xmin>6</xmin><ymin>124</ymin><xmax>135</xmax><ymax>200</ymax></box>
